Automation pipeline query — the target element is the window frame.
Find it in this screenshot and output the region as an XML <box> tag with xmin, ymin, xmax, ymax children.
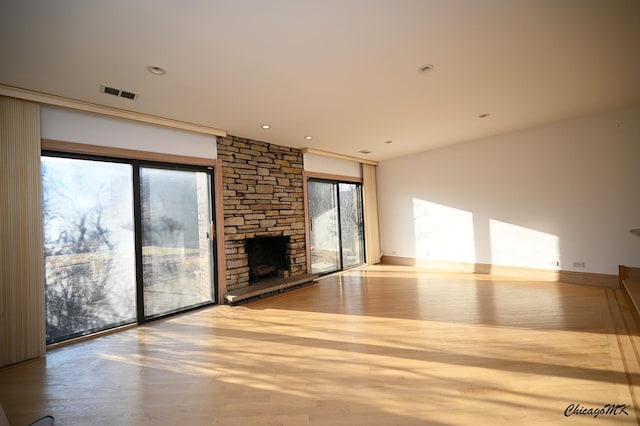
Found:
<box><xmin>304</xmin><ymin>172</ymin><xmax>366</xmax><ymax>275</ymax></box>
<box><xmin>41</xmin><ymin>145</ymin><xmax>220</xmax><ymax>344</ymax></box>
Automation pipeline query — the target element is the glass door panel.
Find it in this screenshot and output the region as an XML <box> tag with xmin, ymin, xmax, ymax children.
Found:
<box><xmin>140</xmin><ymin>167</ymin><xmax>214</xmax><ymax>318</ymax></box>
<box><xmin>339</xmin><ymin>183</ymin><xmax>365</xmax><ymax>268</ymax></box>
<box><xmin>308</xmin><ymin>181</ymin><xmax>341</xmax><ymax>274</ymax></box>
<box><xmin>42</xmin><ymin>156</ymin><xmax>136</xmax><ymax>343</ymax></box>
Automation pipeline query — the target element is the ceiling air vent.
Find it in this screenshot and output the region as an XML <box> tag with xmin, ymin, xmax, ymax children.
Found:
<box><xmin>100</xmin><ymin>85</ymin><xmax>138</xmax><ymax>100</ymax></box>
<box><xmin>119</xmin><ymin>90</ymin><xmax>136</xmax><ymax>100</ymax></box>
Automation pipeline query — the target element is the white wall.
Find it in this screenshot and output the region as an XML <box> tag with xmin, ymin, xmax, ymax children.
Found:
<box><xmin>378</xmin><ymin>104</ymin><xmax>640</xmax><ymax>275</ymax></box>
<box><xmin>303</xmin><ymin>152</ymin><xmax>362</xmax><ymax>178</ymax></box>
<box><xmin>41</xmin><ymin>106</ymin><xmax>217</xmax><ymax>158</ymax></box>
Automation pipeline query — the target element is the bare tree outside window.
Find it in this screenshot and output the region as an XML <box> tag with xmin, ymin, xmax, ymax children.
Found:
<box><xmin>42</xmin><ymin>157</ymin><xmax>136</xmax><ymax>343</ymax></box>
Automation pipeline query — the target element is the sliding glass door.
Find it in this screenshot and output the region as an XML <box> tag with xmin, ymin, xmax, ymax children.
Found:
<box><xmin>308</xmin><ymin>181</ymin><xmax>341</xmax><ymax>273</ymax></box>
<box><xmin>42</xmin><ymin>156</ymin><xmax>137</xmax><ymax>343</ymax></box>
<box><xmin>140</xmin><ymin>167</ymin><xmax>214</xmax><ymax>318</ymax></box>
<box><xmin>339</xmin><ymin>183</ymin><xmax>365</xmax><ymax>268</ymax></box>
<box><xmin>42</xmin><ymin>154</ymin><xmax>217</xmax><ymax>343</ymax></box>
<box><xmin>308</xmin><ymin>179</ymin><xmax>365</xmax><ymax>274</ymax></box>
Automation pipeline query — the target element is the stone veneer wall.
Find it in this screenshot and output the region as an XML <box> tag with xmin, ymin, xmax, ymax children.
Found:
<box><xmin>217</xmin><ymin>135</ymin><xmax>307</xmax><ymax>291</ymax></box>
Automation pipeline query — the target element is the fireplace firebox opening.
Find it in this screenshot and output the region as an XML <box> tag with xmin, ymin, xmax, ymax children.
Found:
<box><xmin>245</xmin><ymin>236</ymin><xmax>290</xmax><ymax>284</ymax></box>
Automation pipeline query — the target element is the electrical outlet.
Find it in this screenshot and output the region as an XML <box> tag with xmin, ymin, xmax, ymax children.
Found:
<box><xmin>549</xmin><ymin>261</ymin><xmax>560</xmax><ymax>267</ymax></box>
<box><xmin>572</xmin><ymin>262</ymin><xmax>586</xmax><ymax>268</ymax></box>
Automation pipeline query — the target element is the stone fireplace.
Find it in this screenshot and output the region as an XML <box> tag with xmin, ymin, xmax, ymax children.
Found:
<box><xmin>217</xmin><ymin>135</ymin><xmax>307</xmax><ymax>292</ymax></box>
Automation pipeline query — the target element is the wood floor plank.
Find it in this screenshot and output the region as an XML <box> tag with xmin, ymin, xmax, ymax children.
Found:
<box><xmin>1</xmin><ymin>265</ymin><xmax>639</xmax><ymax>425</ymax></box>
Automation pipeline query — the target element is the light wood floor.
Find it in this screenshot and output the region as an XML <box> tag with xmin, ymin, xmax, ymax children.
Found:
<box><xmin>2</xmin><ymin>265</ymin><xmax>640</xmax><ymax>425</ymax></box>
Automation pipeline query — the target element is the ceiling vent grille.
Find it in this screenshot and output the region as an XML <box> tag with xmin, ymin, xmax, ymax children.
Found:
<box><xmin>100</xmin><ymin>85</ymin><xmax>138</xmax><ymax>100</ymax></box>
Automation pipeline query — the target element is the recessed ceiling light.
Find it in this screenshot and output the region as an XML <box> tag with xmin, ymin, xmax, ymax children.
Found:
<box><xmin>147</xmin><ymin>65</ymin><xmax>166</xmax><ymax>75</ymax></box>
<box><xmin>478</xmin><ymin>113</ymin><xmax>490</xmax><ymax>118</ymax></box>
<box><xmin>304</xmin><ymin>136</ymin><xmax>312</xmax><ymax>140</ymax></box>
<box><xmin>418</xmin><ymin>64</ymin><xmax>434</xmax><ymax>74</ymax></box>
<box><xmin>261</xmin><ymin>124</ymin><xmax>271</xmax><ymax>129</ymax></box>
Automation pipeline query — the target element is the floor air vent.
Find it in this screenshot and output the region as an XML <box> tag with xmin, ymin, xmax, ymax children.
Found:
<box><xmin>100</xmin><ymin>85</ymin><xmax>138</xmax><ymax>100</ymax></box>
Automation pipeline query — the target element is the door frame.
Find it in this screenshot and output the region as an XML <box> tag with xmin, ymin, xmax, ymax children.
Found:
<box><xmin>304</xmin><ymin>171</ymin><xmax>365</xmax><ymax>275</ymax></box>
<box><xmin>41</xmin><ymin>140</ymin><xmax>222</xmax><ymax>343</ymax></box>
<box><xmin>134</xmin><ymin>161</ymin><xmax>218</xmax><ymax>322</ymax></box>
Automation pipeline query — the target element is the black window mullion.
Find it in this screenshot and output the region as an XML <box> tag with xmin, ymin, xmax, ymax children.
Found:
<box><xmin>208</xmin><ymin>168</ymin><xmax>218</xmax><ymax>303</ymax></box>
<box><xmin>335</xmin><ymin>182</ymin><xmax>345</xmax><ymax>271</ymax></box>
<box><xmin>132</xmin><ymin>162</ymin><xmax>146</xmax><ymax>323</ymax></box>
<box><xmin>358</xmin><ymin>184</ymin><xmax>367</xmax><ymax>262</ymax></box>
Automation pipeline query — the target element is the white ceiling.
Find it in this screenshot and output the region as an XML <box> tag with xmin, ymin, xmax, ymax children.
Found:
<box><xmin>1</xmin><ymin>0</ymin><xmax>639</xmax><ymax>161</ymax></box>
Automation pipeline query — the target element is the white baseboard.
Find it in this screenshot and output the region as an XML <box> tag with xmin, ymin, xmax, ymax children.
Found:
<box><xmin>381</xmin><ymin>256</ymin><xmax>619</xmax><ymax>288</ymax></box>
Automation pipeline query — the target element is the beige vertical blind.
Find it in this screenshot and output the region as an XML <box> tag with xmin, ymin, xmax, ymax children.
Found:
<box><xmin>362</xmin><ymin>163</ymin><xmax>381</xmax><ymax>264</ymax></box>
<box><xmin>0</xmin><ymin>96</ymin><xmax>46</xmax><ymax>366</ymax></box>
